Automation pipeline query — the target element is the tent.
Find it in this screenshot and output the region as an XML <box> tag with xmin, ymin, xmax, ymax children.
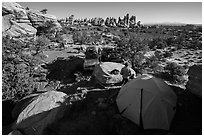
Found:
<box><xmin>116</xmin><ymin>74</ymin><xmax>177</xmax><ymax>130</ymax></box>
<box><xmin>92</xmin><ymin>62</ymin><xmax>136</xmax><ymax>85</ymax></box>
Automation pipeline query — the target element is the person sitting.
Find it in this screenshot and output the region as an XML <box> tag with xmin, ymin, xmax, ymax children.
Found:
<box><xmin>120</xmin><ymin>62</ymin><xmax>131</xmax><ymax>85</ymax></box>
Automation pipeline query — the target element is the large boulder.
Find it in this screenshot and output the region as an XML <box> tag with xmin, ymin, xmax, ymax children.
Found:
<box><xmin>3</xmin><ymin>15</ymin><xmax>37</xmax><ymax>37</ymax></box>
<box><xmin>92</xmin><ymin>62</ymin><xmax>136</xmax><ymax>85</ymax></box>
<box><xmin>2</xmin><ymin>14</ymin><xmax>14</xmax><ymax>32</ymax></box>
<box><xmin>12</xmin><ymin>93</ymin><xmax>40</xmax><ymax>120</ymax></box>
<box><xmin>2</xmin><ymin>2</ymin><xmax>61</xmax><ymax>38</ymax></box>
<box><xmin>186</xmin><ymin>65</ymin><xmax>202</xmax><ymax>98</ymax></box>
<box><xmin>2</xmin><ymin>2</ymin><xmax>28</xmax><ymax>19</ymax></box>
<box><xmin>11</xmin><ymin>91</ymin><xmax>67</xmax><ymax>134</ymax></box>
<box><xmin>27</xmin><ymin>11</ymin><xmax>61</xmax><ymax>31</ymax></box>
<box><xmin>2</xmin><ymin>2</ymin><xmax>37</xmax><ymax>38</ymax></box>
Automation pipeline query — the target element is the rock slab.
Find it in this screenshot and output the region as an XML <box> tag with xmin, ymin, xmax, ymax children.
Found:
<box><xmin>12</xmin><ymin>91</ymin><xmax>67</xmax><ymax>134</ymax></box>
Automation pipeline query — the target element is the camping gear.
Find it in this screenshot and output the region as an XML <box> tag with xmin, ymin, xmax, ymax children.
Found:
<box><xmin>85</xmin><ymin>46</ymin><xmax>99</xmax><ymax>59</ymax></box>
<box><xmin>84</xmin><ymin>46</ymin><xmax>100</xmax><ymax>70</ymax></box>
<box><xmin>92</xmin><ymin>62</ymin><xmax>136</xmax><ymax>85</ymax></box>
<box><xmin>116</xmin><ymin>74</ymin><xmax>177</xmax><ymax>130</ymax></box>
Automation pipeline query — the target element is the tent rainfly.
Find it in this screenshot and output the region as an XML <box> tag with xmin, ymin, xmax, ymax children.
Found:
<box><xmin>92</xmin><ymin>62</ymin><xmax>136</xmax><ymax>85</ymax></box>
<box><xmin>116</xmin><ymin>74</ymin><xmax>177</xmax><ymax>130</ymax></box>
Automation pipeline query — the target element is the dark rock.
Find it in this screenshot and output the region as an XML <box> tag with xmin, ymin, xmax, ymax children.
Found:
<box><xmin>2</xmin><ymin>100</ymin><xmax>15</xmax><ymax>126</ymax></box>
<box><xmin>186</xmin><ymin>65</ymin><xmax>202</xmax><ymax>98</ymax></box>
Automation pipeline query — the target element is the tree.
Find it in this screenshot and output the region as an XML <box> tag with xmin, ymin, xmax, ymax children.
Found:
<box><xmin>36</xmin><ymin>20</ymin><xmax>56</xmax><ymax>39</ymax></box>
<box><xmin>119</xmin><ymin>35</ymin><xmax>146</xmax><ymax>74</ymax></box>
<box><xmin>25</xmin><ymin>7</ymin><xmax>30</xmax><ymax>10</ymax></box>
<box><xmin>40</xmin><ymin>8</ymin><xmax>48</xmax><ymax>14</ymax></box>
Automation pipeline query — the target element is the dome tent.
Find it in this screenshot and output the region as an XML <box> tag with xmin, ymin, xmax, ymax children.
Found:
<box><xmin>92</xmin><ymin>62</ymin><xmax>136</xmax><ymax>85</ymax></box>
<box><xmin>116</xmin><ymin>74</ymin><xmax>177</xmax><ymax>130</ymax></box>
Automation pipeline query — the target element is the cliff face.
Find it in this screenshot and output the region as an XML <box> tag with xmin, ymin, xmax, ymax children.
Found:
<box><xmin>2</xmin><ymin>2</ymin><xmax>61</xmax><ymax>38</ymax></box>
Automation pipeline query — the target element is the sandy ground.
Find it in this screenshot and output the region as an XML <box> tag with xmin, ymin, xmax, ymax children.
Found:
<box><xmin>167</xmin><ymin>49</ymin><xmax>202</xmax><ymax>66</ymax></box>
<box><xmin>43</xmin><ymin>46</ymin><xmax>85</xmax><ymax>63</ymax></box>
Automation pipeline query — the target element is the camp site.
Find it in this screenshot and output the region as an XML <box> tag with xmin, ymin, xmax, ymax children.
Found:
<box><xmin>2</xmin><ymin>2</ymin><xmax>202</xmax><ymax>135</ymax></box>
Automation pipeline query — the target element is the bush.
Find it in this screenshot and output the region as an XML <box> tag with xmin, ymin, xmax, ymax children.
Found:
<box><xmin>165</xmin><ymin>37</ymin><xmax>174</xmax><ymax>46</ymax></box>
<box><xmin>148</xmin><ymin>38</ymin><xmax>167</xmax><ymax>50</ymax></box>
<box><xmin>165</xmin><ymin>62</ymin><xmax>185</xmax><ymax>84</ymax></box>
<box><xmin>154</xmin><ymin>50</ymin><xmax>163</xmax><ymax>60</ymax></box>
<box><xmin>33</xmin><ymin>35</ymin><xmax>51</xmax><ymax>52</ymax></box>
<box><xmin>163</xmin><ymin>51</ymin><xmax>173</xmax><ymax>58</ymax></box>
<box><xmin>2</xmin><ymin>36</ymin><xmax>46</xmax><ymax>101</ymax></box>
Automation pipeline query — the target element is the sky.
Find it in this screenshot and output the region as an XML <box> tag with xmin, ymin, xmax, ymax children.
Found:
<box><xmin>19</xmin><ymin>2</ymin><xmax>202</xmax><ymax>24</ymax></box>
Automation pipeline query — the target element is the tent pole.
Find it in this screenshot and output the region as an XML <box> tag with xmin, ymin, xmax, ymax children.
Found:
<box><xmin>139</xmin><ymin>88</ymin><xmax>144</xmax><ymax>131</ymax></box>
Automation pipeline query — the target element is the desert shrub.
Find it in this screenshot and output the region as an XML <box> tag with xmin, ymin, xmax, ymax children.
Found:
<box><xmin>165</xmin><ymin>37</ymin><xmax>174</xmax><ymax>46</ymax></box>
<box><xmin>61</xmin><ymin>26</ymin><xmax>72</xmax><ymax>34</ymax></box>
<box><xmin>40</xmin><ymin>8</ymin><xmax>48</xmax><ymax>14</ymax></box>
<box><xmin>188</xmin><ymin>40</ymin><xmax>202</xmax><ymax>50</ymax></box>
<box><xmin>154</xmin><ymin>50</ymin><xmax>163</xmax><ymax>60</ymax></box>
<box><xmin>2</xmin><ymin>36</ymin><xmax>46</xmax><ymax>101</ymax></box>
<box><xmin>152</xmin><ymin>62</ymin><xmax>163</xmax><ymax>73</ymax></box>
<box><xmin>72</xmin><ymin>31</ymin><xmax>81</xmax><ymax>44</ymax></box>
<box><xmin>174</xmin><ymin>43</ymin><xmax>183</xmax><ymax>50</ymax></box>
<box><xmin>165</xmin><ymin>62</ymin><xmax>185</xmax><ymax>84</ymax></box>
<box><xmin>36</xmin><ymin>20</ymin><xmax>57</xmax><ymax>40</ymax></box>
<box><xmin>73</xmin><ymin>31</ymin><xmax>87</xmax><ymax>44</ymax></box>
<box><xmin>145</xmin><ymin>55</ymin><xmax>163</xmax><ymax>73</ymax></box>
<box><xmin>33</xmin><ymin>35</ymin><xmax>51</xmax><ymax>53</ymax></box>
<box><xmin>163</xmin><ymin>51</ymin><xmax>173</xmax><ymax>58</ymax></box>
<box><xmin>148</xmin><ymin>38</ymin><xmax>167</xmax><ymax>50</ymax></box>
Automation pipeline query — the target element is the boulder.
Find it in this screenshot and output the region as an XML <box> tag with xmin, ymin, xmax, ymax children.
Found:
<box><xmin>8</xmin><ymin>130</ymin><xmax>23</xmax><ymax>135</ymax></box>
<box><xmin>92</xmin><ymin>62</ymin><xmax>136</xmax><ymax>85</ymax></box>
<box><xmin>186</xmin><ymin>65</ymin><xmax>202</xmax><ymax>98</ymax></box>
<box><xmin>12</xmin><ymin>93</ymin><xmax>40</xmax><ymax>120</ymax></box>
<box><xmin>27</xmin><ymin>10</ymin><xmax>61</xmax><ymax>31</ymax></box>
<box><xmin>2</xmin><ymin>3</ymin><xmax>37</xmax><ymax>38</ymax></box>
<box><xmin>2</xmin><ymin>2</ymin><xmax>31</xmax><ymax>24</ymax></box>
<box><xmin>2</xmin><ymin>2</ymin><xmax>28</xmax><ymax>19</ymax></box>
<box><xmin>2</xmin><ymin>2</ymin><xmax>61</xmax><ymax>38</ymax></box>
<box><xmin>3</xmin><ymin>18</ymin><xmax>37</xmax><ymax>37</ymax></box>
<box><xmin>2</xmin><ymin>14</ymin><xmax>14</xmax><ymax>32</ymax></box>
<box><xmin>12</xmin><ymin>91</ymin><xmax>67</xmax><ymax>134</ymax></box>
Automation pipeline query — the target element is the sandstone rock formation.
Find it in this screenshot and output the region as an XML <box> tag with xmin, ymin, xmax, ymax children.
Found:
<box><xmin>129</xmin><ymin>15</ymin><xmax>137</xmax><ymax>28</ymax></box>
<box><xmin>59</xmin><ymin>13</ymin><xmax>140</xmax><ymax>28</ymax></box>
<box><xmin>186</xmin><ymin>65</ymin><xmax>202</xmax><ymax>98</ymax></box>
<box><xmin>105</xmin><ymin>17</ymin><xmax>117</xmax><ymax>27</ymax></box>
<box><xmin>3</xmin><ymin>14</ymin><xmax>37</xmax><ymax>37</ymax></box>
<box><xmin>27</xmin><ymin>10</ymin><xmax>61</xmax><ymax>30</ymax></box>
<box><xmin>2</xmin><ymin>2</ymin><xmax>28</xmax><ymax>21</ymax></box>
<box><xmin>12</xmin><ymin>91</ymin><xmax>67</xmax><ymax>135</ymax></box>
<box><xmin>91</xmin><ymin>17</ymin><xmax>104</xmax><ymax>26</ymax></box>
<box><xmin>2</xmin><ymin>2</ymin><xmax>37</xmax><ymax>37</ymax></box>
<box><xmin>2</xmin><ymin>2</ymin><xmax>61</xmax><ymax>38</ymax></box>
<box><xmin>117</xmin><ymin>14</ymin><xmax>137</xmax><ymax>28</ymax></box>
